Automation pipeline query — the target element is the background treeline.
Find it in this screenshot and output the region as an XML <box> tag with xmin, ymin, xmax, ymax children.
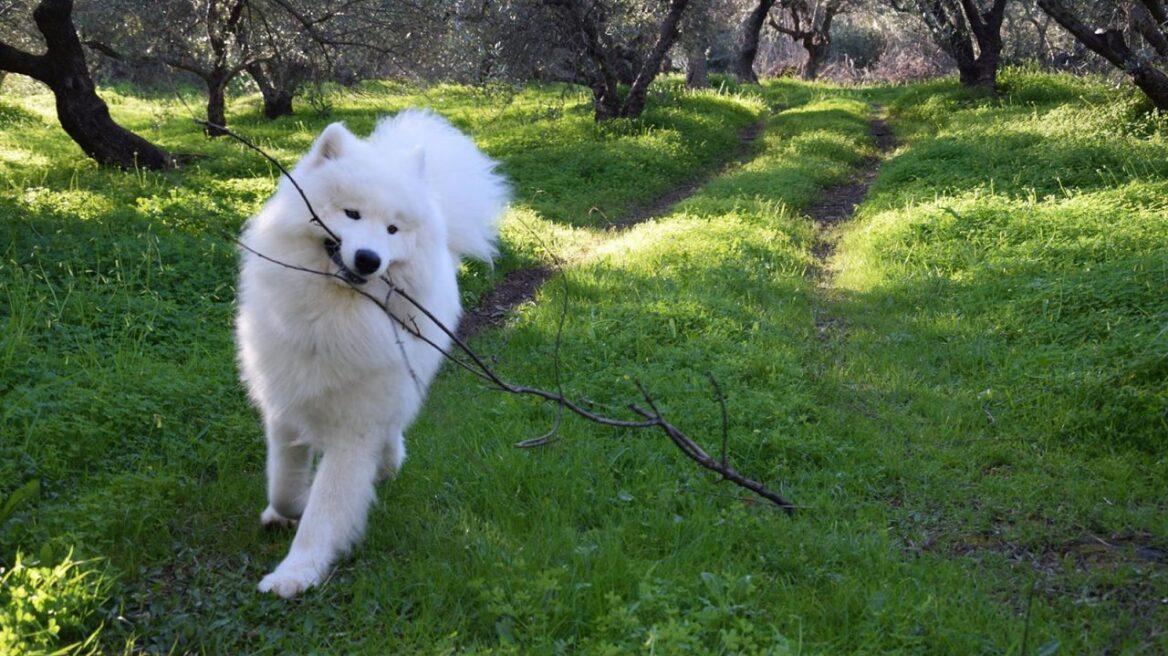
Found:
<box><xmin>3</xmin><ymin>1</ymin><xmax>1168</xmax><ymax>140</ymax></box>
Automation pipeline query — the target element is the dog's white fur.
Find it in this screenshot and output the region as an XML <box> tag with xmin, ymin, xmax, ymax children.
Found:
<box><xmin>236</xmin><ymin>110</ymin><xmax>508</xmax><ymax>597</ymax></box>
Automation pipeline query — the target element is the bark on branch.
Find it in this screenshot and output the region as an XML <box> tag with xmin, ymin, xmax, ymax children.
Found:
<box><xmin>1038</xmin><ymin>0</ymin><xmax>1168</xmax><ymax>109</ymax></box>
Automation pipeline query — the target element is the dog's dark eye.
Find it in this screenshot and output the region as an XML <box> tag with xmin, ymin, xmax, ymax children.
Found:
<box><xmin>344</xmin><ymin>209</ymin><xmax>361</xmax><ymax>220</ymax></box>
<box><xmin>386</xmin><ymin>225</ymin><xmax>398</xmax><ymax>235</ymax></box>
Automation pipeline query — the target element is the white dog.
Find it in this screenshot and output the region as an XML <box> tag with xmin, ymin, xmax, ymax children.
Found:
<box><xmin>235</xmin><ymin>110</ymin><xmax>509</xmax><ymax>597</ymax></box>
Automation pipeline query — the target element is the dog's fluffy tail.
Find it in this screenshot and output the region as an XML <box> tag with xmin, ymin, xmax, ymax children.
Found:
<box><xmin>371</xmin><ymin>109</ymin><xmax>509</xmax><ymax>263</ymax></box>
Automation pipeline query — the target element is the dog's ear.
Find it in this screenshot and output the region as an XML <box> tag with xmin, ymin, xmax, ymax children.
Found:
<box><xmin>306</xmin><ymin>123</ymin><xmax>353</xmax><ymax>167</ymax></box>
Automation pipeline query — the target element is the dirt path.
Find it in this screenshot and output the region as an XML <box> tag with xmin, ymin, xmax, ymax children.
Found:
<box><xmin>604</xmin><ymin>119</ymin><xmax>766</xmax><ymax>230</ymax></box>
<box><xmin>461</xmin><ymin>111</ymin><xmax>896</xmax><ymax>339</ymax></box>
<box><xmin>458</xmin><ymin>118</ymin><xmax>768</xmax><ymax>338</ymax></box>
<box><xmin>806</xmin><ymin>110</ymin><xmax>896</xmax><ymax>339</ymax></box>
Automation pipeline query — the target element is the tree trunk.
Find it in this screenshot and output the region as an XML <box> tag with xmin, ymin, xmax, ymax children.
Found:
<box><xmin>964</xmin><ymin>0</ymin><xmax>1006</xmax><ymax>92</ymax></box>
<box><xmin>1128</xmin><ymin>65</ymin><xmax>1168</xmax><ymax>109</ymax></box>
<box><xmin>685</xmin><ymin>40</ymin><xmax>709</xmax><ymax>88</ymax></box>
<box><xmin>735</xmin><ymin>0</ymin><xmax>777</xmax><ymax>83</ymax></box>
<box><xmin>263</xmin><ymin>89</ymin><xmax>294</xmax><ymax>120</ymax></box>
<box><xmin>802</xmin><ymin>39</ymin><xmax>829</xmax><ymax>80</ymax></box>
<box><xmin>957</xmin><ymin>52</ymin><xmax>1000</xmax><ymax>91</ymax></box>
<box><xmin>591</xmin><ymin>80</ymin><xmax>622</xmax><ymax>121</ymax></box>
<box><xmin>247</xmin><ymin>62</ymin><xmax>295</xmax><ymax>119</ymax></box>
<box><xmin>800</xmin><ymin>9</ymin><xmax>835</xmax><ymax>81</ymax></box>
<box><xmin>620</xmin><ymin>0</ymin><xmax>689</xmax><ymax>118</ymax></box>
<box><xmin>549</xmin><ymin>0</ymin><xmax>689</xmax><ymax>121</ymax></box>
<box><xmin>1038</xmin><ymin>0</ymin><xmax>1168</xmax><ymax>109</ymax></box>
<box><xmin>911</xmin><ymin>0</ymin><xmax>1006</xmax><ymax>93</ymax></box>
<box><xmin>204</xmin><ymin>72</ymin><xmax>230</xmax><ymax>136</ymax></box>
<box><xmin>0</xmin><ymin>0</ymin><xmax>172</xmax><ymax>169</ymax></box>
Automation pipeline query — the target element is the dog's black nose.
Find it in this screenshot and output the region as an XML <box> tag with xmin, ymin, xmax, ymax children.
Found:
<box><xmin>353</xmin><ymin>249</ymin><xmax>381</xmax><ymax>275</ymax></box>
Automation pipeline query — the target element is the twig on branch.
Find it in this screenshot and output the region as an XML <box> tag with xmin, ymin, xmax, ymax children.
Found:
<box><xmin>195</xmin><ymin>118</ymin><xmax>341</xmax><ymax>244</ymax></box>
<box><xmin>213</xmin><ymin>121</ymin><xmax>796</xmax><ymax>513</ymax></box>
<box><xmin>391</xmin><ymin>285</ymin><xmax>796</xmax><ymax>513</ymax></box>
<box><xmin>512</xmin><ymin>221</ymin><xmax>571</xmax><ymax>449</ymax></box>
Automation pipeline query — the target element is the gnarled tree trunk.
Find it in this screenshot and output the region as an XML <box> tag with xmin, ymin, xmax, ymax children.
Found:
<box><xmin>909</xmin><ymin>0</ymin><xmax>1007</xmax><ymax>93</ymax></box>
<box><xmin>770</xmin><ymin>0</ymin><xmax>843</xmax><ymax>82</ymax></box>
<box><xmin>547</xmin><ymin>0</ymin><xmax>690</xmax><ymax>121</ymax></box>
<box><xmin>735</xmin><ymin>0</ymin><xmax>778</xmax><ymax>83</ymax></box>
<box><xmin>204</xmin><ymin>70</ymin><xmax>231</xmax><ymax>136</ymax></box>
<box><xmin>247</xmin><ymin>61</ymin><xmax>296</xmax><ymax>119</ymax></box>
<box><xmin>682</xmin><ymin>8</ymin><xmax>710</xmax><ymax>89</ymax></box>
<box><xmin>0</xmin><ymin>0</ymin><xmax>172</xmax><ymax>169</ymax></box>
<box><xmin>1038</xmin><ymin>0</ymin><xmax>1168</xmax><ymax>109</ymax></box>
<box><xmin>620</xmin><ymin>0</ymin><xmax>690</xmax><ymax>118</ymax></box>
<box><xmin>686</xmin><ymin>41</ymin><xmax>709</xmax><ymax>89</ymax></box>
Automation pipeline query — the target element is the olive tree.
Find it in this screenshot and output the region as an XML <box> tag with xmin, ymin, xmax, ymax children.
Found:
<box><xmin>769</xmin><ymin>0</ymin><xmax>855</xmax><ymax>80</ymax></box>
<box><xmin>1038</xmin><ymin>0</ymin><xmax>1168</xmax><ymax>109</ymax></box>
<box><xmin>466</xmin><ymin>0</ymin><xmax>691</xmax><ymax>120</ymax></box>
<box><xmin>0</xmin><ymin>0</ymin><xmax>172</xmax><ymax>167</ymax></box>
<box><xmin>890</xmin><ymin>0</ymin><xmax>1010</xmax><ymax>91</ymax></box>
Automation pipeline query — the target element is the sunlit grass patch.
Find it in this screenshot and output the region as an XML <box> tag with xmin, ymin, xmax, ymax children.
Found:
<box><xmin>0</xmin><ymin>550</ymin><xmax>109</xmax><ymax>654</ymax></box>
<box><xmin>829</xmin><ymin>70</ymin><xmax>1167</xmax><ymax>653</ymax></box>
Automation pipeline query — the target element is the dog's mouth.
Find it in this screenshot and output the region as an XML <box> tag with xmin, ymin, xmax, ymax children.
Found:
<box><xmin>323</xmin><ymin>238</ymin><xmax>368</xmax><ymax>285</ymax></box>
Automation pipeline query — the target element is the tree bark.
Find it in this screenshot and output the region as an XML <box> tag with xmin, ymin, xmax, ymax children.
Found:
<box><xmin>912</xmin><ymin>0</ymin><xmax>1006</xmax><ymax>92</ymax></box>
<box><xmin>205</xmin><ymin>72</ymin><xmax>231</xmax><ymax>136</ymax></box>
<box><xmin>620</xmin><ymin>0</ymin><xmax>689</xmax><ymax>118</ymax></box>
<box><xmin>1038</xmin><ymin>0</ymin><xmax>1168</xmax><ymax>109</ymax></box>
<box><xmin>591</xmin><ymin>80</ymin><xmax>622</xmax><ymax>121</ymax></box>
<box><xmin>802</xmin><ymin>37</ymin><xmax>830</xmax><ymax>80</ymax></box>
<box><xmin>686</xmin><ymin>41</ymin><xmax>709</xmax><ymax>88</ymax></box>
<box><xmin>684</xmin><ymin>23</ymin><xmax>709</xmax><ymax>89</ymax></box>
<box><xmin>247</xmin><ymin>62</ymin><xmax>295</xmax><ymax>119</ymax></box>
<box><xmin>957</xmin><ymin>50</ymin><xmax>1001</xmax><ymax>90</ymax></box>
<box><xmin>735</xmin><ymin>0</ymin><xmax>778</xmax><ymax>83</ymax></box>
<box><xmin>770</xmin><ymin>2</ymin><xmax>841</xmax><ymax>82</ymax></box>
<box><xmin>0</xmin><ymin>0</ymin><xmax>172</xmax><ymax>169</ymax></box>
<box><xmin>961</xmin><ymin>0</ymin><xmax>1006</xmax><ymax>91</ymax></box>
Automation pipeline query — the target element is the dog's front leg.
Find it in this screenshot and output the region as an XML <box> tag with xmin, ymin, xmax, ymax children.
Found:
<box><xmin>258</xmin><ymin>443</ymin><xmax>378</xmax><ymax>597</ymax></box>
<box><xmin>260</xmin><ymin>420</ymin><xmax>312</xmax><ymax>528</ymax></box>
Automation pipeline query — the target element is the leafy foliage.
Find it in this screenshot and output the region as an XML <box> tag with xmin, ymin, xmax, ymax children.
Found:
<box><xmin>0</xmin><ymin>551</ymin><xmax>108</xmax><ymax>655</ymax></box>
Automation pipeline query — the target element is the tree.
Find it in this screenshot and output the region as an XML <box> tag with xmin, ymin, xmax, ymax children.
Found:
<box><xmin>892</xmin><ymin>0</ymin><xmax>1009</xmax><ymax>91</ymax></box>
<box><xmin>769</xmin><ymin>0</ymin><xmax>850</xmax><ymax>80</ymax></box>
<box><xmin>682</xmin><ymin>0</ymin><xmax>716</xmax><ymax>87</ymax></box>
<box><xmin>81</xmin><ymin>0</ymin><xmax>431</xmax><ymax>131</ymax></box>
<box><xmin>1037</xmin><ymin>0</ymin><xmax>1168</xmax><ymax>109</ymax></box>
<box><xmin>0</xmin><ymin>0</ymin><xmax>172</xmax><ymax>168</ymax></box>
<box><xmin>80</xmin><ymin>0</ymin><xmax>255</xmax><ymax>136</ymax></box>
<box><xmin>246</xmin><ymin>58</ymin><xmax>307</xmax><ymax>119</ymax></box>
<box><xmin>735</xmin><ymin>0</ymin><xmax>778</xmax><ymax>82</ymax></box>
<box><xmin>534</xmin><ymin>0</ymin><xmax>692</xmax><ymax>120</ymax></box>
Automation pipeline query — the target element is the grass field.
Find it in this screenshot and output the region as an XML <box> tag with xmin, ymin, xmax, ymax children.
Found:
<box><xmin>1</xmin><ymin>71</ymin><xmax>1165</xmax><ymax>654</ymax></box>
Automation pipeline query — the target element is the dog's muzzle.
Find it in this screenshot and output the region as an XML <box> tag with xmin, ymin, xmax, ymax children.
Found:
<box><xmin>323</xmin><ymin>238</ymin><xmax>368</xmax><ymax>285</ymax></box>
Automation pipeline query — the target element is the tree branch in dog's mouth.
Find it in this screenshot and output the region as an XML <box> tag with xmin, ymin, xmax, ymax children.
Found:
<box><xmin>219</xmin><ymin>123</ymin><xmax>796</xmax><ymax>514</ymax></box>
<box><xmin>323</xmin><ymin>238</ymin><xmax>368</xmax><ymax>285</ymax></box>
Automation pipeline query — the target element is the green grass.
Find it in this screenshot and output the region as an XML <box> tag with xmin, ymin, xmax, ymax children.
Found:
<box><xmin>1</xmin><ymin>71</ymin><xmax>1166</xmax><ymax>653</ymax></box>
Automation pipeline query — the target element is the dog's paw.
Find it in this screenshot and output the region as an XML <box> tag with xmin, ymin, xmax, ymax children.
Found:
<box><xmin>260</xmin><ymin>505</ymin><xmax>297</xmax><ymax>530</ymax></box>
<box><xmin>376</xmin><ymin>437</ymin><xmax>406</xmax><ymax>482</ymax></box>
<box><xmin>257</xmin><ymin>559</ymin><xmax>326</xmax><ymax>598</ymax></box>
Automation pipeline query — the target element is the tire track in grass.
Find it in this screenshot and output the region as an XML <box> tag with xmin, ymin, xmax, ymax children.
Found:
<box><xmin>459</xmin><ymin>118</ymin><xmax>768</xmax><ymax>338</ymax></box>
<box><xmin>805</xmin><ymin>108</ymin><xmax>896</xmax><ymax>340</ymax></box>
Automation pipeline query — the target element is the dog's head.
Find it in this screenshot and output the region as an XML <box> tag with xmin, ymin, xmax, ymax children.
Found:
<box><xmin>276</xmin><ymin>122</ymin><xmax>445</xmax><ymax>286</ymax></box>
